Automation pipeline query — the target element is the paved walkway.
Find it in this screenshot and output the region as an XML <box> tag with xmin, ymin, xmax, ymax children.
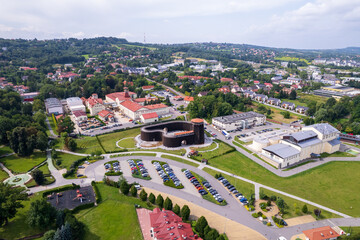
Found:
<box><xmin>46</xmin><ymin>118</ymin><xmax>57</xmax><ymax>137</ymax></box>
<box><xmin>0</xmin><ymin>163</ymin><xmax>14</xmax><ymax>177</ymax></box>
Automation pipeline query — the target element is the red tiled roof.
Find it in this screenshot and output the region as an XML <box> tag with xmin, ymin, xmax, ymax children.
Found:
<box><xmin>120</xmin><ymin>100</ymin><xmax>145</xmax><ymax>112</ymax></box>
<box><xmin>142</xmin><ymin>85</ymin><xmax>154</xmax><ymax>90</ymax></box>
<box><xmin>173</xmin><ymin>96</ymin><xmax>183</xmax><ymax>99</ymax></box>
<box><xmin>149</xmin><ymin>208</ymin><xmax>200</xmax><ymax>240</ymax></box>
<box><xmin>145</xmin><ymin>103</ymin><xmax>168</xmax><ymax>110</ymax></box>
<box><xmin>106</xmin><ymin>91</ymin><xmax>135</xmax><ymax>101</ymax></box>
<box><xmin>134</xmin><ymin>98</ymin><xmax>147</xmax><ymax>103</ymax></box>
<box><xmin>254</xmin><ymin>80</ymin><xmax>260</xmax><ymax>84</ymax></box>
<box><xmin>303</xmin><ymin>226</ymin><xmax>340</xmax><ymax>240</ymax></box>
<box><xmin>184</xmin><ymin>96</ymin><xmax>194</xmax><ymax>102</ymax></box>
<box><xmin>87</xmin><ymin>97</ymin><xmax>103</xmax><ymax>107</ymax></box>
<box><xmin>73</xmin><ymin>110</ymin><xmax>87</xmax><ymax>117</ymax></box>
<box><xmin>220</xmin><ymin>77</ymin><xmax>234</xmax><ymax>82</ymax></box>
<box><xmin>98</xmin><ymin>110</ymin><xmax>111</xmax><ymax>118</ymax></box>
<box><xmin>142</xmin><ymin>112</ymin><xmax>158</xmax><ymax>119</ymax></box>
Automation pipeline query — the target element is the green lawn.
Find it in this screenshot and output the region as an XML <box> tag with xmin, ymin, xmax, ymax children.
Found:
<box><xmin>54</xmin><ymin>152</ymin><xmax>85</xmax><ymax>170</ymax></box>
<box><xmin>260</xmin><ymin>188</ymin><xmax>340</xmax><ymax>219</ymax></box>
<box><xmin>47</xmin><ymin>116</ymin><xmax>58</xmax><ymax>135</ymax></box>
<box><xmin>274</xmin><ymin>56</ymin><xmax>310</xmax><ymax>64</ymax></box>
<box><xmin>37</xmin><ymin>163</ymin><xmax>51</xmax><ymax>175</ymax></box>
<box><xmin>190</xmin><ymin>141</ymin><xmax>218</xmax><ymax>151</ymax></box>
<box><xmin>0</xmin><ymin>191</ymin><xmax>45</xmax><ymax>239</ymax></box>
<box><xmin>0</xmin><ymin>145</ymin><xmax>13</xmax><ymax>156</ymax></box>
<box><xmin>75</xmin><ymin>136</ymin><xmax>104</xmax><ymax>154</ymax></box>
<box><xmin>320</xmin><ymin>151</ymin><xmax>354</xmax><ymax>158</ymax></box>
<box><xmin>340</xmin><ymin>226</ymin><xmax>360</xmax><ymax>236</ymax></box>
<box><xmin>117</xmin><ymin>138</ymin><xmax>137</xmax><ymax>149</ymax></box>
<box><xmin>0</xmin><ymin>169</ymin><xmax>9</xmax><ymax>181</ymax></box>
<box><xmin>161</xmin><ymin>154</ymin><xmax>199</xmax><ymax>167</ymax></box>
<box><xmin>97</xmin><ymin>128</ymin><xmax>140</xmax><ymax>152</ymax></box>
<box><xmin>75</xmin><ymin>184</ymin><xmax>150</xmax><ymax>240</ymax></box>
<box><xmin>191</xmin><ymin>140</ymin><xmax>235</xmax><ymax>161</ymax></box>
<box><xmin>0</xmin><ymin>152</ymin><xmax>47</xmax><ymax>174</ymax></box>
<box><xmin>206</xmin><ymin>151</ymin><xmax>360</xmax><ymax>217</ymax></box>
<box><xmin>254</xmin><ymin>102</ymin><xmax>302</xmax><ymax>124</ymax></box>
<box><xmin>203</xmin><ymin>168</ymin><xmax>255</xmax><ymax>200</ymax></box>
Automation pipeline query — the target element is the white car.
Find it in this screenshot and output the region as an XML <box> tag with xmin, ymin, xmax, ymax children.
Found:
<box><xmin>278</xmin><ymin>237</ymin><xmax>287</xmax><ymax>240</ymax></box>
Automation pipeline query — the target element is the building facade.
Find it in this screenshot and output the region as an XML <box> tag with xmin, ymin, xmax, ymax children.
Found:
<box><xmin>212</xmin><ymin>112</ymin><xmax>266</xmax><ymax>132</ymax></box>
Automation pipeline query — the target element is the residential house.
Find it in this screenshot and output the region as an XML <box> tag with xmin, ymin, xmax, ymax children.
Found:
<box><xmin>218</xmin><ymin>86</ymin><xmax>230</xmax><ymax>93</ymax></box>
<box><xmin>84</xmin><ymin>93</ymin><xmax>105</xmax><ymax>116</ymax></box>
<box><xmin>184</xmin><ymin>96</ymin><xmax>194</xmax><ymax>103</ymax></box>
<box><xmin>73</xmin><ymin>110</ymin><xmax>87</xmax><ymax>123</ymax></box>
<box><xmin>98</xmin><ymin>110</ymin><xmax>115</xmax><ymax>122</ymax></box>
<box><xmin>254</xmin><ymin>94</ymin><xmax>268</xmax><ymax>103</ymax></box>
<box><xmin>220</xmin><ymin>77</ymin><xmax>234</xmax><ymax>83</ymax></box>
<box><xmin>296</xmin><ymin>106</ymin><xmax>309</xmax><ymax>114</ymax></box>
<box><xmin>243</xmin><ymin>90</ymin><xmax>255</xmax><ymax>98</ymax></box>
<box><xmin>231</xmin><ymin>85</ymin><xmax>241</xmax><ymax>93</ymax></box>
<box><xmin>142</xmin><ymin>85</ymin><xmax>154</xmax><ymax>91</ymax></box>
<box><xmin>281</xmin><ymin>101</ymin><xmax>295</xmax><ymax>110</ymax></box>
<box><xmin>267</xmin><ymin>97</ymin><xmax>281</xmax><ymax>106</ymax></box>
<box><xmin>197</xmin><ymin>91</ymin><xmax>209</xmax><ymax>97</ymax></box>
<box><xmin>303</xmin><ymin>226</ymin><xmax>341</xmax><ymax>240</ymax></box>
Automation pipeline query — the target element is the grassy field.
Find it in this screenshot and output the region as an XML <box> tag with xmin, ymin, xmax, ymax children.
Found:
<box><xmin>340</xmin><ymin>226</ymin><xmax>360</xmax><ymax>236</ymax></box>
<box><xmin>0</xmin><ymin>152</ymin><xmax>46</xmax><ymax>174</ymax></box>
<box><xmin>161</xmin><ymin>154</ymin><xmax>199</xmax><ymax>167</ymax></box>
<box><xmin>191</xmin><ymin>140</ymin><xmax>235</xmax><ymax>161</ymax></box>
<box><xmin>114</xmin><ymin>43</ymin><xmax>157</xmax><ymax>51</ymax></box>
<box><xmin>75</xmin><ymin>184</ymin><xmax>149</xmax><ymax>240</ymax></box>
<box><xmin>47</xmin><ymin>116</ymin><xmax>58</xmax><ymax>135</ymax></box>
<box><xmin>206</xmin><ymin>150</ymin><xmax>360</xmax><ymax>217</ymax></box>
<box><xmin>274</xmin><ymin>56</ymin><xmax>310</xmax><ymax>64</ymax></box>
<box><xmin>0</xmin><ymin>145</ymin><xmax>13</xmax><ymax>156</ymax></box>
<box><xmin>75</xmin><ymin>136</ymin><xmax>104</xmax><ymax>154</ymax></box>
<box><xmin>0</xmin><ymin>191</ymin><xmax>45</xmax><ymax>239</ymax></box>
<box><xmin>260</xmin><ymin>188</ymin><xmax>340</xmax><ymax>219</ymax></box>
<box><xmin>0</xmin><ymin>169</ymin><xmax>9</xmax><ymax>181</ymax></box>
<box><xmin>320</xmin><ymin>151</ymin><xmax>354</xmax><ymax>158</ymax></box>
<box><xmin>203</xmin><ymin>168</ymin><xmax>255</xmax><ymax>200</ymax></box>
<box><xmin>98</xmin><ymin>128</ymin><xmax>140</xmax><ymax>152</ymax></box>
<box><xmin>37</xmin><ymin>163</ymin><xmax>51</xmax><ymax>175</ymax></box>
<box><xmin>286</xmin><ymin>93</ymin><xmax>328</xmax><ymax>107</ymax></box>
<box><xmin>117</xmin><ymin>138</ymin><xmax>137</xmax><ymax>149</ymax></box>
<box><xmin>190</xmin><ymin>141</ymin><xmax>218</xmax><ymax>151</ymax></box>
<box><xmin>254</xmin><ymin>103</ymin><xmax>302</xmax><ymax>124</ymax></box>
<box><xmin>54</xmin><ymin>152</ymin><xmax>85</xmax><ymax>170</ymax></box>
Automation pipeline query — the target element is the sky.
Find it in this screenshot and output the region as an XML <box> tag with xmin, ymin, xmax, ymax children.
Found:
<box><xmin>0</xmin><ymin>0</ymin><xmax>359</xmax><ymax>49</ymax></box>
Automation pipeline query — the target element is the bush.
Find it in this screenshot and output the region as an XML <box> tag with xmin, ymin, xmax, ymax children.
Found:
<box><xmin>91</xmin><ymin>181</ymin><xmax>102</xmax><ymax>204</ymax></box>
<box><xmin>266</xmin><ymin>222</ymin><xmax>272</xmax><ymax>226</ymax></box>
<box><xmin>139</xmin><ymin>189</ymin><xmax>147</xmax><ymax>201</ymax></box>
<box><xmin>148</xmin><ymin>193</ymin><xmax>155</xmax><ymax>204</ymax></box>
<box><xmin>31</xmin><ymin>169</ymin><xmax>45</xmax><ymax>185</ymax></box>
<box><xmin>130</xmin><ymin>185</ymin><xmax>137</xmax><ymax>197</ymax></box>
<box><xmin>252</xmin><ymin>213</ymin><xmax>259</xmax><ymax>218</ymax></box>
<box><xmin>302</xmin><ymin>204</ymin><xmax>308</xmax><ymax>213</ymax></box>
<box><xmin>270</xmin><ymin>195</ymin><xmax>277</xmax><ymax>201</ymax></box>
<box><xmin>42</xmin><ymin>184</ymin><xmax>80</xmax><ymax>198</ymax></box>
<box><xmin>71</xmin><ymin>202</ymin><xmax>95</xmax><ymax>214</ymax></box>
<box><xmin>260</xmin><ymin>202</ymin><xmax>266</xmax><ymax>209</ymax></box>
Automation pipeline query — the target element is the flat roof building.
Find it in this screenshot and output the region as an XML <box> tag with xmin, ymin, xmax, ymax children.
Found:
<box><xmin>212</xmin><ymin>111</ymin><xmax>266</xmax><ymax>132</ymax></box>
<box><xmin>66</xmin><ymin>97</ymin><xmax>86</xmax><ymax>113</ymax></box>
<box><xmin>45</xmin><ymin>98</ymin><xmax>64</xmax><ymax>115</ymax></box>
<box><xmin>262</xmin><ymin>123</ymin><xmax>340</xmax><ymax>168</ymax></box>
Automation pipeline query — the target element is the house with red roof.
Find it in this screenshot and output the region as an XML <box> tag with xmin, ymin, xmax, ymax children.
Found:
<box><xmin>105</xmin><ymin>88</ymin><xmax>137</xmax><ymax>106</ymax></box>
<box><xmin>142</xmin><ymin>85</ymin><xmax>154</xmax><ymax>91</ymax></box>
<box><xmin>220</xmin><ymin>77</ymin><xmax>234</xmax><ymax>83</ymax></box>
<box><xmin>184</xmin><ymin>96</ymin><xmax>194</xmax><ymax>103</ymax></box>
<box><xmin>303</xmin><ymin>226</ymin><xmax>341</xmax><ymax>240</ymax></box>
<box><xmin>98</xmin><ymin>110</ymin><xmax>115</xmax><ymax>122</ymax></box>
<box><xmin>254</xmin><ymin>80</ymin><xmax>260</xmax><ymax>85</ymax></box>
<box><xmin>84</xmin><ymin>93</ymin><xmax>105</xmax><ymax>116</ymax></box>
<box><xmin>140</xmin><ymin>112</ymin><xmax>159</xmax><ymax>124</ymax></box>
<box><xmin>73</xmin><ymin>110</ymin><xmax>88</xmax><ymax>122</ymax></box>
<box><xmin>136</xmin><ymin>208</ymin><xmax>200</xmax><ymax>240</ymax></box>
<box><xmin>218</xmin><ymin>86</ymin><xmax>230</xmax><ymax>94</ymax></box>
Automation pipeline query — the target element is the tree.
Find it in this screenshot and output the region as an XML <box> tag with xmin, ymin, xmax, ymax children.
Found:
<box><xmin>164</xmin><ymin>197</ymin><xmax>173</xmax><ymax>210</ymax></box>
<box><xmin>120</xmin><ymin>180</ymin><xmax>130</xmax><ymax>195</ymax></box>
<box><xmin>281</xmin><ymin>111</ymin><xmax>291</xmax><ymax>119</ymax></box>
<box><xmin>180</xmin><ymin>205</ymin><xmax>190</xmax><ymax>221</ymax></box>
<box><xmin>205</xmin><ymin>229</ymin><xmax>220</xmax><ymax>240</ymax></box>
<box><xmin>276</xmin><ymin>198</ymin><xmax>287</xmax><ymax>212</ymax></box>
<box><xmin>302</xmin><ymin>204</ymin><xmax>308</xmax><ymax>214</ymax></box>
<box><xmin>216</xmin><ymin>235</ymin><xmax>226</xmax><ymax>240</ymax></box>
<box><xmin>130</xmin><ymin>185</ymin><xmax>137</xmax><ymax>197</ymax></box>
<box><xmin>289</xmin><ymin>90</ymin><xmax>297</xmax><ymax>100</ymax></box>
<box><xmin>68</xmin><ymin>139</ymin><xmax>77</xmax><ymax>152</ymax></box>
<box><xmin>7</xmin><ymin>127</ymin><xmax>37</xmax><ymax>156</ymax></box>
<box><xmin>314</xmin><ymin>208</ymin><xmax>321</xmax><ymax>217</ymax></box>
<box><xmin>325</xmin><ymin>97</ymin><xmax>337</xmax><ymax>108</ymax></box>
<box><xmin>139</xmin><ymin>189</ymin><xmax>147</xmax><ymax>201</ymax></box>
<box><xmin>203</xmin><ymin>225</ymin><xmax>211</xmax><ymax>237</ymax></box>
<box><xmin>53</xmin><ymin>223</ymin><xmax>72</xmax><ymax>240</ymax></box>
<box><xmin>173</xmin><ymin>204</ymin><xmax>180</xmax><ymax>216</ymax></box>
<box><xmin>156</xmin><ymin>194</ymin><xmax>164</xmax><ymax>209</ymax></box>
<box><xmin>31</xmin><ymin>169</ymin><xmax>45</xmax><ymax>185</ymax></box>
<box><xmin>314</xmin><ymin>108</ymin><xmax>328</xmax><ymax>122</ymax></box>
<box><xmin>57</xmin><ymin>116</ymin><xmax>74</xmax><ymax>133</ymax></box>
<box><xmin>303</xmin><ymin>117</ymin><xmax>315</xmax><ymax>126</ymax></box>
<box><xmin>195</xmin><ymin>216</ymin><xmax>208</xmax><ymax>237</ymax></box>
<box><xmin>36</xmin><ymin>131</ymin><xmax>48</xmax><ymax>152</ymax></box>
<box><xmin>43</xmin><ymin>230</ymin><xmax>56</xmax><ymax>240</ymax></box>
<box><xmin>148</xmin><ymin>193</ymin><xmax>155</xmax><ymax>204</ymax></box>
<box><xmin>27</xmin><ymin>199</ymin><xmax>56</xmax><ymax>228</ymax></box>
<box><xmin>0</xmin><ymin>183</ymin><xmax>28</xmax><ymax>226</ymax></box>
<box><xmin>56</xmin><ymin>210</ymin><xmax>66</xmax><ymax>228</ymax></box>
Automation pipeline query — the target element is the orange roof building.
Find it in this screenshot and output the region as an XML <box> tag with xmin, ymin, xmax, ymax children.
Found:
<box><xmin>303</xmin><ymin>226</ymin><xmax>341</xmax><ymax>240</ymax></box>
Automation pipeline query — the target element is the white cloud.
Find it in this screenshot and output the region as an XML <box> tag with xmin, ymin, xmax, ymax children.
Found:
<box><xmin>0</xmin><ymin>24</ymin><xmax>13</xmax><ymax>32</ymax></box>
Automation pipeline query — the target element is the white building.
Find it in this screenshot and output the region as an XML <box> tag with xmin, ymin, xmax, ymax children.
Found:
<box><xmin>84</xmin><ymin>94</ymin><xmax>105</xmax><ymax>116</ymax></box>
<box><xmin>119</xmin><ymin>100</ymin><xmax>170</xmax><ymax>120</ymax></box>
<box><xmin>73</xmin><ymin>110</ymin><xmax>87</xmax><ymax>122</ymax></box>
<box><xmin>140</xmin><ymin>112</ymin><xmax>159</xmax><ymax>124</ymax></box>
<box><xmin>45</xmin><ymin>98</ymin><xmax>64</xmax><ymax>115</ymax></box>
<box><xmin>262</xmin><ymin>123</ymin><xmax>340</xmax><ymax>168</ymax></box>
<box><xmin>66</xmin><ymin>97</ymin><xmax>86</xmax><ymax>113</ymax></box>
<box><xmin>212</xmin><ymin>112</ymin><xmax>266</xmax><ymax>132</ymax></box>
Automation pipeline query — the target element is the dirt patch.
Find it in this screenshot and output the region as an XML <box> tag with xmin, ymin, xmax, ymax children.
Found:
<box><xmin>77</xmin><ymin>163</ymin><xmax>89</xmax><ymax>175</ymax></box>
<box><xmin>286</xmin><ymin>215</ymin><xmax>316</xmax><ymax>227</ymax></box>
<box><xmin>290</xmin><ymin>233</ymin><xmax>306</xmax><ymax>240</ymax></box>
<box><xmin>254</xmin><ymin>200</ymin><xmax>279</xmax><ymax>218</ymax></box>
<box><xmin>142</xmin><ymin>187</ymin><xmax>266</xmax><ymax>240</ymax></box>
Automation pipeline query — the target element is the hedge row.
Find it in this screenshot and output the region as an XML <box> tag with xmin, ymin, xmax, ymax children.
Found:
<box><xmin>71</xmin><ymin>202</ymin><xmax>95</xmax><ymax>214</ymax></box>
<box><xmin>42</xmin><ymin>184</ymin><xmax>80</xmax><ymax>198</ymax></box>
<box><xmin>62</xmin><ymin>157</ymin><xmax>88</xmax><ymax>178</ymax></box>
<box><xmin>91</xmin><ymin>181</ymin><xmax>102</xmax><ymax>203</ymax></box>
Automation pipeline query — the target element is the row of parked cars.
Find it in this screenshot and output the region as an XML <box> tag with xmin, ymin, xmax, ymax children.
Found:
<box><xmin>153</xmin><ymin>162</ymin><xmax>182</xmax><ymax>187</ymax></box>
<box><xmin>128</xmin><ymin>159</ymin><xmax>149</xmax><ymax>178</ymax></box>
<box><xmin>104</xmin><ymin>161</ymin><xmax>121</xmax><ymax>173</ymax></box>
<box><xmin>256</xmin><ymin>128</ymin><xmax>273</xmax><ymax>134</ymax></box>
<box><xmin>217</xmin><ymin>176</ymin><xmax>248</xmax><ymax>205</ymax></box>
<box><xmin>184</xmin><ymin>169</ymin><xmax>224</xmax><ymax>203</ymax></box>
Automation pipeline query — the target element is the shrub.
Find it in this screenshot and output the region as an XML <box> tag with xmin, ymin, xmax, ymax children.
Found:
<box><xmin>130</xmin><ymin>185</ymin><xmax>137</xmax><ymax>197</ymax></box>
<box><xmin>260</xmin><ymin>202</ymin><xmax>266</xmax><ymax>209</ymax></box>
<box><xmin>31</xmin><ymin>169</ymin><xmax>45</xmax><ymax>185</ymax></box>
<box><xmin>252</xmin><ymin>213</ymin><xmax>259</xmax><ymax>218</ymax></box>
<box><xmin>266</xmin><ymin>222</ymin><xmax>272</xmax><ymax>226</ymax></box>
<box><xmin>270</xmin><ymin>195</ymin><xmax>277</xmax><ymax>201</ymax></box>
<box><xmin>156</xmin><ymin>194</ymin><xmax>164</xmax><ymax>209</ymax></box>
<box><xmin>91</xmin><ymin>181</ymin><xmax>101</xmax><ymax>204</ymax></box>
<box><xmin>42</xmin><ymin>184</ymin><xmax>80</xmax><ymax>198</ymax></box>
<box><xmin>71</xmin><ymin>202</ymin><xmax>95</xmax><ymax>214</ymax></box>
<box><xmin>140</xmin><ymin>189</ymin><xmax>147</xmax><ymax>201</ymax></box>
<box><xmin>302</xmin><ymin>204</ymin><xmax>308</xmax><ymax>213</ymax></box>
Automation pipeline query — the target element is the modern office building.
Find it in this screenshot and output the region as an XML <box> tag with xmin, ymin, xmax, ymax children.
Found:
<box><xmin>261</xmin><ymin>123</ymin><xmax>340</xmax><ymax>168</ymax></box>
<box><xmin>212</xmin><ymin>112</ymin><xmax>266</xmax><ymax>131</ymax></box>
<box><xmin>45</xmin><ymin>98</ymin><xmax>64</xmax><ymax>115</ymax></box>
<box><xmin>141</xmin><ymin>119</ymin><xmax>205</xmax><ymax>147</ymax></box>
